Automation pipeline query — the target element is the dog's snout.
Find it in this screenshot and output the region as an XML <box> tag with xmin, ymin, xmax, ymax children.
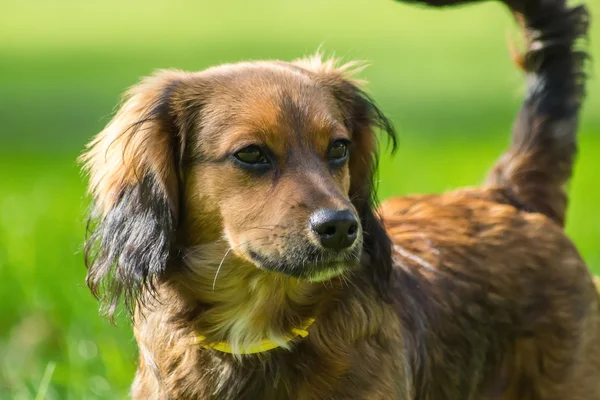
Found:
<box><xmin>309</xmin><ymin>209</ymin><xmax>358</xmax><ymax>251</ymax></box>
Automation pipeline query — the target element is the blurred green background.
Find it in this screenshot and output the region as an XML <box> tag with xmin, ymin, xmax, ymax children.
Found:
<box><xmin>0</xmin><ymin>0</ymin><xmax>598</xmax><ymax>398</ymax></box>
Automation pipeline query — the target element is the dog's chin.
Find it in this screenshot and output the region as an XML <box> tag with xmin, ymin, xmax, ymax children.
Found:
<box><xmin>304</xmin><ymin>264</ymin><xmax>348</xmax><ymax>282</ymax></box>
<box><xmin>273</xmin><ymin>261</ymin><xmax>351</xmax><ymax>282</ymax></box>
<box><xmin>245</xmin><ymin>248</ymin><xmax>360</xmax><ymax>282</ymax></box>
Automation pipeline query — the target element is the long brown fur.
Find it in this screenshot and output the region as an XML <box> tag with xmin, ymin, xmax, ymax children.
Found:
<box><xmin>81</xmin><ymin>0</ymin><xmax>599</xmax><ymax>398</ymax></box>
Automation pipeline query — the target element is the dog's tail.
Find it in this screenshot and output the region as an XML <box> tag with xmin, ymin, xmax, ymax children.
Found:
<box><xmin>397</xmin><ymin>0</ymin><xmax>589</xmax><ymax>227</ymax></box>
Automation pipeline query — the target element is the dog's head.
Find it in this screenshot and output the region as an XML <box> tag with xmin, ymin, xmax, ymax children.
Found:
<box><xmin>82</xmin><ymin>57</ymin><xmax>396</xmax><ymax>318</ymax></box>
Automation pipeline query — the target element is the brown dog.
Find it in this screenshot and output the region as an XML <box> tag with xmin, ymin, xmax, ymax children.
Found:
<box><xmin>81</xmin><ymin>0</ymin><xmax>599</xmax><ymax>398</ymax></box>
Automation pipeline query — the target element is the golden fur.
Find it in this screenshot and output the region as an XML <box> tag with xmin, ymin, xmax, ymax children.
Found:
<box><xmin>81</xmin><ymin>0</ymin><xmax>599</xmax><ymax>398</ymax></box>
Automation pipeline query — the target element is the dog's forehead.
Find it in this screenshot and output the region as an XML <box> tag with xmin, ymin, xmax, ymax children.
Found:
<box><xmin>205</xmin><ymin>62</ymin><xmax>338</xmax><ymax>115</ymax></box>
<box><xmin>197</xmin><ymin>62</ymin><xmax>347</xmax><ymax>155</ymax></box>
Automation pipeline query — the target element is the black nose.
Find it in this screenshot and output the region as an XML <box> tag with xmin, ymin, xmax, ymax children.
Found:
<box><xmin>309</xmin><ymin>209</ymin><xmax>359</xmax><ymax>251</ymax></box>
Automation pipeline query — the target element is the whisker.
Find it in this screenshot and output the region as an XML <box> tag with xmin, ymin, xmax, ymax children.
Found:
<box><xmin>244</xmin><ymin>224</ymin><xmax>281</xmax><ymax>231</ymax></box>
<box><xmin>183</xmin><ymin>241</ymin><xmax>225</xmax><ymax>259</ymax></box>
<box><xmin>348</xmin><ymin>185</ymin><xmax>372</xmax><ymax>201</ymax></box>
<box><xmin>183</xmin><ymin>226</ymin><xmax>277</xmax><ymax>260</ymax></box>
<box><xmin>209</xmin><ymin>235</ymin><xmax>272</xmax><ymax>290</ymax></box>
<box><xmin>274</xmin><ymin>192</ymin><xmax>306</xmax><ymax>210</ymax></box>
<box><xmin>213</xmin><ymin>247</ymin><xmax>233</xmax><ymax>291</ymax></box>
<box><xmin>341</xmin><ymin>273</ymin><xmax>351</xmax><ymax>289</ymax></box>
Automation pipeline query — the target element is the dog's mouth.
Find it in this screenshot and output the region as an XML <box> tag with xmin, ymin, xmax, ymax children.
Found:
<box><xmin>246</xmin><ymin>246</ymin><xmax>361</xmax><ymax>281</ymax></box>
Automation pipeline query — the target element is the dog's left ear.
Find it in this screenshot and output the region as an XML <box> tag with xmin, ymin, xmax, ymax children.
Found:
<box><xmin>80</xmin><ymin>70</ymin><xmax>194</xmax><ymax>320</ymax></box>
<box><xmin>295</xmin><ymin>56</ymin><xmax>397</xmax><ymax>297</ymax></box>
<box><xmin>339</xmin><ymin>82</ymin><xmax>397</xmax><ymax>298</ymax></box>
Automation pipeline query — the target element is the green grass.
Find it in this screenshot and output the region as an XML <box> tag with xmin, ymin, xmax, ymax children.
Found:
<box><xmin>1</xmin><ymin>0</ymin><xmax>599</xmax><ymax>398</ymax></box>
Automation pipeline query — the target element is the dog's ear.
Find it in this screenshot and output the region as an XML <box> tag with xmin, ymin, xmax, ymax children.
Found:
<box><xmin>80</xmin><ymin>70</ymin><xmax>192</xmax><ymax>320</ymax></box>
<box><xmin>339</xmin><ymin>83</ymin><xmax>397</xmax><ymax>299</ymax></box>
<box><xmin>295</xmin><ymin>56</ymin><xmax>397</xmax><ymax>297</ymax></box>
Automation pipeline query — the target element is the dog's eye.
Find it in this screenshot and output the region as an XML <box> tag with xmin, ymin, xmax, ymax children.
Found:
<box><xmin>233</xmin><ymin>145</ymin><xmax>270</xmax><ymax>166</ymax></box>
<box><xmin>327</xmin><ymin>140</ymin><xmax>349</xmax><ymax>163</ymax></box>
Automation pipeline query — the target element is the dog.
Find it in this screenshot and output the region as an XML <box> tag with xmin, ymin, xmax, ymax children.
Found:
<box><xmin>81</xmin><ymin>0</ymin><xmax>599</xmax><ymax>398</ymax></box>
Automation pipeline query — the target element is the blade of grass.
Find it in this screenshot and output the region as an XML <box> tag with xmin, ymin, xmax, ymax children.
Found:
<box><xmin>34</xmin><ymin>362</ymin><xmax>56</xmax><ymax>400</ymax></box>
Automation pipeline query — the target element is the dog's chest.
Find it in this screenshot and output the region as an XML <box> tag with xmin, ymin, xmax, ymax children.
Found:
<box><xmin>162</xmin><ymin>337</ymin><xmax>409</xmax><ymax>400</ymax></box>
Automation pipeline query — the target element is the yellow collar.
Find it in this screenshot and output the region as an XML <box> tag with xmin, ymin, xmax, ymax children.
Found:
<box><xmin>196</xmin><ymin>318</ymin><xmax>315</xmax><ymax>355</ymax></box>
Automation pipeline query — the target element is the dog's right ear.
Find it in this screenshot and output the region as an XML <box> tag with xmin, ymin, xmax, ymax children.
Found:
<box><xmin>80</xmin><ymin>70</ymin><xmax>194</xmax><ymax>321</ymax></box>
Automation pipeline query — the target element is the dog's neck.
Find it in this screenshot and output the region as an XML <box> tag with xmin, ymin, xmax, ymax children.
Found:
<box><xmin>133</xmin><ymin>241</ymin><xmax>395</xmax><ymax>399</ymax></box>
<box><xmin>174</xmin><ymin>241</ymin><xmax>341</xmax><ymax>353</ymax></box>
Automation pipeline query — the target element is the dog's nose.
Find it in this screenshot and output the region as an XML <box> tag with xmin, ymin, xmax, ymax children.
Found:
<box><xmin>309</xmin><ymin>209</ymin><xmax>358</xmax><ymax>251</ymax></box>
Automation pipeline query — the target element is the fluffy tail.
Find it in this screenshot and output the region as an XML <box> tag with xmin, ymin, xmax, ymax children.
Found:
<box><xmin>397</xmin><ymin>0</ymin><xmax>589</xmax><ymax>226</ymax></box>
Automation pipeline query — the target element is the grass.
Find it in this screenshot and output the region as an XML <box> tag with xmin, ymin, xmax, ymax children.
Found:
<box><xmin>0</xmin><ymin>0</ymin><xmax>598</xmax><ymax>398</ymax></box>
